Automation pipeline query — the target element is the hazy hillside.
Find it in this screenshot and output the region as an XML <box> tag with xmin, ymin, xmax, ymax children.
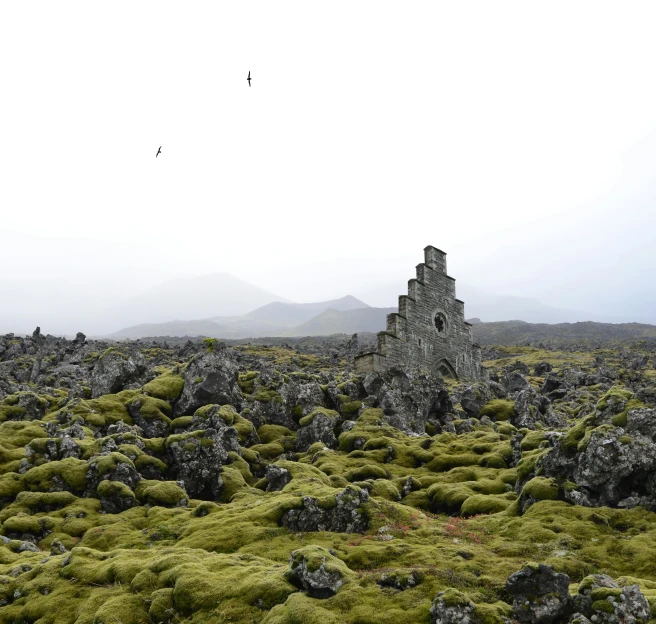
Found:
<box><xmin>109</xmin><ymin>296</ymin><xmax>373</xmax><ymax>340</ymax></box>
<box><xmin>283</xmin><ymin>307</ymin><xmax>396</xmax><ymax>337</ymax></box>
<box><xmin>208</xmin><ymin>296</ymin><xmax>369</xmax><ymax>330</ymax></box>
<box><xmin>108</xmin><ymin>273</ymin><xmax>289</xmax><ymax>329</ymax></box>
<box><xmin>472</xmin><ymin>319</ymin><xmax>656</xmax><ymax>347</ymax></box>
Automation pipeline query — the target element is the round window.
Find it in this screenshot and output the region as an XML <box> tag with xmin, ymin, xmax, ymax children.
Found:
<box><xmin>433</xmin><ymin>312</ymin><xmax>447</xmax><ymax>335</ymax></box>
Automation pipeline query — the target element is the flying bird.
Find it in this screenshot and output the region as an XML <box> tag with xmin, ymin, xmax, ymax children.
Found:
<box><xmin>156</xmin><ymin>146</ymin><xmax>161</xmax><ymax>158</ymax></box>
<box><xmin>247</xmin><ymin>71</ymin><xmax>251</xmax><ymax>87</ymax></box>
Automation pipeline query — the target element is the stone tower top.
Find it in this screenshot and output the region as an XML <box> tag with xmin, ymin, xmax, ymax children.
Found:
<box><xmin>423</xmin><ymin>245</ymin><xmax>447</xmax><ymax>274</ymax></box>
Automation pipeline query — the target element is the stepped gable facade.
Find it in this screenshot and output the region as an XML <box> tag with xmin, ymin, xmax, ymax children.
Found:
<box><xmin>354</xmin><ymin>245</ymin><xmax>485</xmax><ymax>381</ymax></box>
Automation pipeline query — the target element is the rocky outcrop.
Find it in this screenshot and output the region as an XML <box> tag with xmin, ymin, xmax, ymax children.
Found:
<box><xmin>430</xmin><ymin>590</ymin><xmax>482</xmax><ymax>624</ymax></box>
<box><xmin>534</xmin><ymin>362</ymin><xmax>553</xmax><ymax>376</ymax></box>
<box><xmin>506</xmin><ymin>564</ymin><xmax>570</xmax><ymax>623</ymax></box>
<box><xmin>459</xmin><ymin>383</ymin><xmax>492</xmax><ymax>418</ymax></box>
<box><xmin>362</xmin><ymin>366</ymin><xmax>453</xmax><ymax>434</ymax></box>
<box><xmin>539</xmin><ymin>409</ymin><xmax>656</xmax><ymax>510</ymax></box>
<box><xmin>174</xmin><ymin>349</ymin><xmax>241</xmax><ymax>417</ymax></box>
<box><xmin>167</xmin><ymin>405</ymin><xmax>241</xmax><ymax>498</ymax></box>
<box><xmin>570</xmin><ymin>575</ymin><xmax>650</xmax><ymax>623</ymax></box>
<box><xmin>504</xmin><ymin>371</ymin><xmax>531</xmax><ymax>393</ymax></box>
<box><xmin>91</xmin><ymin>349</ymin><xmax>146</xmax><ymax>398</ymax></box>
<box><xmin>280</xmin><ymin>486</ymin><xmax>369</xmax><ymax>533</ymax></box>
<box><xmin>287</xmin><ymin>546</ymin><xmax>351</xmax><ymax>598</ymax></box>
<box><xmin>265</xmin><ymin>464</ymin><xmax>291</xmax><ymax>491</ymax></box>
<box><xmin>296</xmin><ymin>409</ymin><xmax>338</xmax><ymax>452</ymax></box>
<box><xmin>512</xmin><ymin>387</ymin><xmax>565</xmax><ymax>429</ymax></box>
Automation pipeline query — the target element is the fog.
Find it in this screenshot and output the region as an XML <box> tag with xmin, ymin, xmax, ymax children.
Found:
<box><xmin>2</xmin><ymin>1</ymin><xmax>656</xmax><ymax>336</ymax></box>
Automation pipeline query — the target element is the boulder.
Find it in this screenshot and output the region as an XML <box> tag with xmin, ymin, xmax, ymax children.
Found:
<box><xmin>540</xmin><ymin>422</ymin><xmax>656</xmax><ymax>509</ymax></box>
<box><xmin>513</xmin><ymin>387</ymin><xmax>565</xmax><ymax>429</ymax></box>
<box><xmin>459</xmin><ymin>383</ymin><xmax>492</xmax><ymax>418</ymax></box>
<box><xmin>281</xmin><ymin>486</ymin><xmax>369</xmax><ymax>533</ymax></box>
<box><xmin>534</xmin><ymin>362</ymin><xmax>553</xmax><ymax>376</ymax></box>
<box><xmin>362</xmin><ymin>366</ymin><xmax>453</xmax><ymax>434</ymax></box>
<box><xmin>287</xmin><ymin>546</ymin><xmax>352</xmax><ymax>598</ymax></box>
<box><xmin>296</xmin><ymin>409</ymin><xmax>338</xmax><ymax>452</ymax></box>
<box><xmin>167</xmin><ymin>405</ymin><xmax>241</xmax><ymax>498</ymax></box>
<box><xmin>17</xmin><ymin>392</ymin><xmax>47</xmax><ymax>421</ymax></box>
<box><xmin>265</xmin><ymin>464</ymin><xmax>291</xmax><ymax>492</ymax></box>
<box><xmin>506</xmin><ymin>564</ymin><xmax>570</xmax><ymax>623</ymax></box>
<box><xmin>248</xmin><ymin>397</ymin><xmax>295</xmax><ymax>431</ymax></box>
<box><xmin>504</xmin><ymin>371</ymin><xmax>531</xmax><ymax>394</ymax></box>
<box><xmin>542</xmin><ymin>373</ymin><xmax>566</xmax><ymax>397</ymax></box>
<box><xmin>506</xmin><ymin>361</ymin><xmax>530</xmax><ymax>375</ymax></box>
<box><xmin>174</xmin><ymin>349</ymin><xmax>241</xmax><ymax>417</ymax></box>
<box><xmin>570</xmin><ymin>575</ymin><xmax>650</xmax><ymax>624</ymax></box>
<box><xmin>91</xmin><ymin>349</ymin><xmax>146</xmax><ymax>398</ymax></box>
<box><xmin>430</xmin><ymin>589</ymin><xmax>481</xmax><ymax>624</ymax></box>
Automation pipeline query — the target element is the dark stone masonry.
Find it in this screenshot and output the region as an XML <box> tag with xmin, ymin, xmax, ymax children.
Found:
<box><xmin>354</xmin><ymin>245</ymin><xmax>485</xmax><ymax>381</ymax></box>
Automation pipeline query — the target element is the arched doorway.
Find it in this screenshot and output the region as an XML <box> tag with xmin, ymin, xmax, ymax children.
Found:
<box><xmin>434</xmin><ymin>358</ymin><xmax>458</xmax><ymax>380</ymax></box>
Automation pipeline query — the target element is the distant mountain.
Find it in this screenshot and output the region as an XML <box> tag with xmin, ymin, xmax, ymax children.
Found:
<box><xmin>472</xmin><ymin>320</ymin><xmax>656</xmax><ymax>347</ymax></box>
<box><xmin>108</xmin><ymin>295</ymin><xmax>372</xmax><ymax>340</ymax></box>
<box><xmin>209</xmin><ymin>295</ymin><xmax>369</xmax><ymax>330</ymax></box>
<box><xmin>107</xmin><ymin>273</ymin><xmax>289</xmax><ymax>329</ymax></box>
<box><xmin>283</xmin><ymin>307</ymin><xmax>395</xmax><ymax>337</ymax></box>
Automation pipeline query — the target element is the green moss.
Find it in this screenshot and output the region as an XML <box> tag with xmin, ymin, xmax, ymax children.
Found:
<box><xmin>460</xmin><ymin>493</ymin><xmax>514</xmax><ymax>516</ymax></box>
<box><xmin>23</xmin><ymin>458</ymin><xmax>88</xmax><ymax>493</ymax></box>
<box><xmin>251</xmin><ymin>388</ymin><xmax>282</xmax><ymax>403</ymax></box>
<box><xmin>130</xmin><ymin>395</ymin><xmax>172</xmax><ymax>422</ymax></box>
<box><xmin>346</xmin><ymin>464</ymin><xmax>388</xmax><ymax>481</ymax></box>
<box><xmin>299</xmin><ymin>408</ymin><xmax>340</xmax><ymax>428</ymax></box>
<box><xmin>611</xmin><ymin>399</ymin><xmax>645</xmax><ymax>427</ymax></box>
<box><xmin>143</xmin><ymin>372</ymin><xmax>185</xmax><ymax>401</ymax></box>
<box><xmin>591</xmin><ymin>599</ymin><xmax>616</xmax><ymax>614</ymax></box>
<box><xmin>250</xmin><ymin>442</ymin><xmax>285</xmax><ymax>459</ymax></box>
<box><xmin>480</xmin><ymin>399</ymin><xmax>515</xmax><ymax>421</ymax></box>
<box><xmin>590</xmin><ymin>586</ymin><xmax>623</xmax><ymax>600</ymax></box>
<box><xmin>91</xmin><ymin>452</ymin><xmax>135</xmax><ymax>476</ymax></box>
<box><xmin>170</xmin><ymin>415</ymin><xmax>193</xmax><ymax>429</ymax></box>
<box><xmin>3</xmin><ymin>345</ymin><xmax>656</xmax><ymax>623</ymax></box>
<box><xmin>522</xmin><ymin>477</ymin><xmax>559</xmax><ymax>501</ymax></box>
<box><xmin>0</xmin><ymin>421</ymin><xmax>48</xmax><ymax>449</ymax></box>
<box><xmin>258</xmin><ymin>424</ymin><xmax>294</xmax><ymax>443</ymax></box>
<box><xmin>289</xmin><ymin>544</ymin><xmax>354</xmax><ymax>579</ymax></box>
<box><xmin>596</xmin><ymin>386</ymin><xmax>633</xmax><ymax>412</ymax></box>
<box><xmin>370</xmin><ymin>479</ymin><xmax>400</xmax><ymax>501</ymax></box>
<box><xmin>97</xmin><ymin>479</ymin><xmax>136</xmax><ymax>500</ymax></box>
<box><xmin>3</xmin><ymin>512</ymin><xmax>42</xmax><ymax>534</ymax></box>
<box><xmin>136</xmin><ymin>480</ymin><xmax>187</xmax><ymax>507</ymax></box>
<box><xmin>563</xmin><ymin>415</ymin><xmax>595</xmax><ymax>451</ymax></box>
<box><xmin>238</xmin><ymin>371</ymin><xmax>258</xmax><ymax>394</ymax></box>
<box><xmin>520</xmin><ymin>431</ymin><xmax>546</xmax><ymax>452</ymax></box>
<box><xmin>203</xmin><ymin>337</ymin><xmax>218</xmax><ymax>351</ymax></box>
<box><xmin>0</xmin><ymin>472</ymin><xmax>25</xmax><ymax>500</ymax></box>
<box><xmin>219</xmin><ymin>465</ymin><xmax>252</xmax><ymax>502</ymax></box>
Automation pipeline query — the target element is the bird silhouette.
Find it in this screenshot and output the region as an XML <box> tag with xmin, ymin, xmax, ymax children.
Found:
<box><xmin>247</xmin><ymin>71</ymin><xmax>251</xmax><ymax>87</ymax></box>
<box><xmin>156</xmin><ymin>146</ymin><xmax>161</xmax><ymax>158</ymax></box>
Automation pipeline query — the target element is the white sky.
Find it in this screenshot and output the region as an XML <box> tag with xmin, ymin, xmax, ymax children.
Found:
<box><xmin>2</xmin><ymin>1</ymin><xmax>656</xmax><ymax>325</ymax></box>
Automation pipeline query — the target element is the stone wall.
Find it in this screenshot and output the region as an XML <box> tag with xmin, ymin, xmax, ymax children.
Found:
<box><xmin>354</xmin><ymin>245</ymin><xmax>485</xmax><ymax>381</ymax></box>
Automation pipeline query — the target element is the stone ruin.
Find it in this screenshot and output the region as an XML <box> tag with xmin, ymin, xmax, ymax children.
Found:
<box><xmin>354</xmin><ymin>245</ymin><xmax>485</xmax><ymax>381</ymax></box>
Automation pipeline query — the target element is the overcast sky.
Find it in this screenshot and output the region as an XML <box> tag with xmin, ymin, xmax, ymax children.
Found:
<box><xmin>2</xmin><ymin>1</ymin><xmax>656</xmax><ymax>331</ymax></box>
